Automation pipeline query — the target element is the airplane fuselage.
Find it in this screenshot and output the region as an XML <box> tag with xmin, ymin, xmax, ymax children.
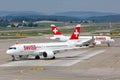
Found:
<box><xmin>53</xmin><ymin>35</ymin><xmax>114</xmax><ymax>43</ymax></box>
<box><xmin>7</xmin><ymin>41</ymin><xmax>77</xmax><ymax>56</ymax></box>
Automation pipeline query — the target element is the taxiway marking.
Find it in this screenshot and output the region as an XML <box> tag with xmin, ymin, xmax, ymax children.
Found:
<box><xmin>47</xmin><ymin>49</ymin><xmax>106</xmax><ymax>66</ymax></box>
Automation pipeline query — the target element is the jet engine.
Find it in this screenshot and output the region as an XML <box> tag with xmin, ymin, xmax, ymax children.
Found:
<box><xmin>94</xmin><ymin>41</ymin><xmax>101</xmax><ymax>45</ymax></box>
<box><xmin>43</xmin><ymin>51</ymin><xmax>55</xmax><ymax>59</ymax></box>
<box><xmin>50</xmin><ymin>37</ymin><xmax>56</xmax><ymax>40</ymax></box>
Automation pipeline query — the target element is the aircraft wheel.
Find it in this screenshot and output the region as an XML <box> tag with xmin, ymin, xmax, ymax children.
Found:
<box><xmin>11</xmin><ymin>55</ymin><xmax>15</xmax><ymax>61</ymax></box>
<box><xmin>85</xmin><ymin>44</ymin><xmax>89</xmax><ymax>46</ymax></box>
<box><xmin>19</xmin><ymin>55</ymin><xmax>22</xmax><ymax>58</ymax></box>
<box><xmin>51</xmin><ymin>56</ymin><xmax>55</xmax><ymax>59</ymax></box>
<box><xmin>35</xmin><ymin>55</ymin><xmax>40</xmax><ymax>60</ymax></box>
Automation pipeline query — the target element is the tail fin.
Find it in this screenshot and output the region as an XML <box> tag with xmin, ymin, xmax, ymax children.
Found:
<box><xmin>51</xmin><ymin>24</ymin><xmax>61</xmax><ymax>35</ymax></box>
<box><xmin>69</xmin><ymin>24</ymin><xmax>80</xmax><ymax>40</ymax></box>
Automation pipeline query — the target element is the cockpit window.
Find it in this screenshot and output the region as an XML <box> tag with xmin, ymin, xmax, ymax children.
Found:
<box><xmin>9</xmin><ymin>47</ymin><xmax>16</xmax><ymax>50</ymax></box>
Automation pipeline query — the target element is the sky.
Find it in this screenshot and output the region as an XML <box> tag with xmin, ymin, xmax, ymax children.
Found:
<box><xmin>0</xmin><ymin>0</ymin><xmax>120</xmax><ymax>14</ymax></box>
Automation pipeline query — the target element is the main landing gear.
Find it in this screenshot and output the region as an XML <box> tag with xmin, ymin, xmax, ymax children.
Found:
<box><xmin>51</xmin><ymin>56</ymin><xmax>55</xmax><ymax>59</ymax></box>
<box><xmin>35</xmin><ymin>55</ymin><xmax>40</xmax><ymax>60</ymax></box>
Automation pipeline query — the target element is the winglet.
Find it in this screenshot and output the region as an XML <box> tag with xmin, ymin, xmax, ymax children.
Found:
<box><xmin>69</xmin><ymin>24</ymin><xmax>80</xmax><ymax>40</ymax></box>
<box><xmin>51</xmin><ymin>24</ymin><xmax>61</xmax><ymax>35</ymax></box>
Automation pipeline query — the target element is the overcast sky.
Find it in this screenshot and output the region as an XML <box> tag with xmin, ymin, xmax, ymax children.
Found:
<box><xmin>0</xmin><ymin>0</ymin><xmax>120</xmax><ymax>14</ymax></box>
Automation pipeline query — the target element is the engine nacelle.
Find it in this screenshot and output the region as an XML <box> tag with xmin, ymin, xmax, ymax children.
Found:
<box><xmin>50</xmin><ymin>37</ymin><xmax>61</xmax><ymax>41</ymax></box>
<box><xmin>43</xmin><ymin>51</ymin><xmax>54</xmax><ymax>59</ymax></box>
<box><xmin>60</xmin><ymin>38</ymin><xmax>67</xmax><ymax>41</ymax></box>
<box><xmin>94</xmin><ymin>41</ymin><xmax>101</xmax><ymax>45</ymax></box>
<box><xmin>49</xmin><ymin>37</ymin><xmax>56</xmax><ymax>40</ymax></box>
<box><xmin>82</xmin><ymin>42</ymin><xmax>90</xmax><ymax>46</ymax></box>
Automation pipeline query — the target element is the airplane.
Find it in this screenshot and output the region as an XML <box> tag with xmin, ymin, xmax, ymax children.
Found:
<box><xmin>6</xmin><ymin>24</ymin><xmax>81</xmax><ymax>61</ymax></box>
<box><xmin>50</xmin><ymin>25</ymin><xmax>115</xmax><ymax>47</ymax></box>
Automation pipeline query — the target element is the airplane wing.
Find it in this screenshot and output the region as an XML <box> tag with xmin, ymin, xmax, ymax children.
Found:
<box><xmin>33</xmin><ymin>46</ymin><xmax>81</xmax><ymax>59</ymax></box>
<box><xmin>82</xmin><ymin>38</ymin><xmax>92</xmax><ymax>43</ymax></box>
<box><xmin>34</xmin><ymin>46</ymin><xmax>81</xmax><ymax>54</ymax></box>
<box><xmin>76</xmin><ymin>38</ymin><xmax>92</xmax><ymax>46</ymax></box>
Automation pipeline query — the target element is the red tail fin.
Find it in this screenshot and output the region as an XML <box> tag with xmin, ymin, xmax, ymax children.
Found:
<box><xmin>51</xmin><ymin>24</ymin><xmax>61</xmax><ymax>35</ymax></box>
<box><xmin>69</xmin><ymin>24</ymin><xmax>80</xmax><ymax>40</ymax></box>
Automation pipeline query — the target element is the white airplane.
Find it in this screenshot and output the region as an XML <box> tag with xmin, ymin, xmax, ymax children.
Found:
<box><xmin>6</xmin><ymin>24</ymin><xmax>81</xmax><ymax>61</ymax></box>
<box><xmin>50</xmin><ymin>25</ymin><xmax>115</xmax><ymax>46</ymax></box>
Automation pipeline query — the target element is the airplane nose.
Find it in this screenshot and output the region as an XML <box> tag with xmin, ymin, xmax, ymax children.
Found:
<box><xmin>6</xmin><ymin>50</ymin><xmax>12</xmax><ymax>54</ymax></box>
<box><xmin>111</xmin><ymin>39</ymin><xmax>115</xmax><ymax>42</ymax></box>
<box><xmin>113</xmin><ymin>39</ymin><xmax>115</xmax><ymax>42</ymax></box>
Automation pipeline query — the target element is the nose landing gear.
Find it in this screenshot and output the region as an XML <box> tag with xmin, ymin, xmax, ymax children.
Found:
<box><xmin>11</xmin><ymin>55</ymin><xmax>15</xmax><ymax>61</ymax></box>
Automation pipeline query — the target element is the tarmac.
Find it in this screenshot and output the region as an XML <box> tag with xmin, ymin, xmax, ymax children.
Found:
<box><xmin>0</xmin><ymin>35</ymin><xmax>120</xmax><ymax>80</ymax></box>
